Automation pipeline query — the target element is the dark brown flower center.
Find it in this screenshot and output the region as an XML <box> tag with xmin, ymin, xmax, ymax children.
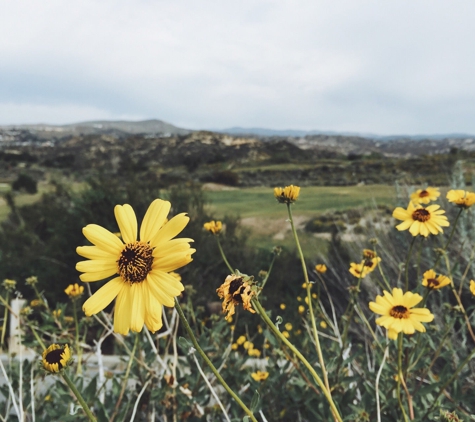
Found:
<box><xmin>412</xmin><ymin>209</ymin><xmax>430</xmax><ymax>222</ymax></box>
<box><xmin>363</xmin><ymin>259</ymin><xmax>374</xmax><ymax>268</ymax></box>
<box><xmin>118</xmin><ymin>241</ymin><xmax>154</xmax><ymax>283</ymax></box>
<box><xmin>45</xmin><ymin>349</ymin><xmax>65</xmax><ymax>369</ymax></box>
<box><xmin>419</xmin><ymin>190</ymin><xmax>429</xmax><ymax>198</ymax></box>
<box><xmin>389</xmin><ymin>305</ymin><xmax>409</xmax><ymax>319</ymax></box>
<box><xmin>427</xmin><ymin>278</ymin><xmax>439</xmax><ymax>288</ymax></box>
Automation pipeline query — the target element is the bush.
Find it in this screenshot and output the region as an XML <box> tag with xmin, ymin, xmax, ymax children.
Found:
<box><xmin>12</xmin><ymin>173</ymin><xmax>37</xmax><ymax>194</ymax></box>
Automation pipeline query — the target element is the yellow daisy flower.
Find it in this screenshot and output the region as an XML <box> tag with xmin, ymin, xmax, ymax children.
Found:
<box><xmin>64</xmin><ymin>283</ymin><xmax>84</xmax><ymax>299</ymax></box>
<box><xmin>274</xmin><ymin>185</ymin><xmax>300</xmax><ymax>204</ymax></box>
<box><xmin>2</xmin><ymin>279</ymin><xmax>16</xmax><ymax>291</ymax></box>
<box><xmin>76</xmin><ymin>199</ymin><xmax>195</xmax><ymax>335</ymax></box>
<box><xmin>216</xmin><ymin>274</ymin><xmax>256</xmax><ymax>321</ymax></box>
<box><xmin>285</xmin><ymin>322</ymin><xmax>293</xmax><ymax>331</ymax></box>
<box><xmin>421</xmin><ymin>269</ymin><xmax>451</xmax><ymax>290</ymax></box>
<box><xmin>282</xmin><ymin>331</ymin><xmax>290</xmax><ymax>338</ymax></box>
<box><xmin>349</xmin><ymin>262</ymin><xmax>370</xmax><ymax>278</ymax></box>
<box><xmin>243</xmin><ymin>341</ymin><xmax>254</xmax><ymax>350</ymax></box>
<box><xmin>25</xmin><ymin>276</ymin><xmax>38</xmax><ymax>286</ymax></box>
<box><xmin>280</xmin><ymin>303</ymin><xmax>286</xmax><ymax>310</ymax></box>
<box><xmin>470</xmin><ymin>280</ymin><xmax>475</xmax><ymax>296</ymax></box>
<box><xmin>248</xmin><ymin>348</ymin><xmax>261</xmax><ymax>357</ymax></box>
<box><xmin>369</xmin><ymin>288</ymin><xmax>434</xmax><ymax>336</ymax></box>
<box><xmin>320</xmin><ymin>320</ymin><xmax>327</xmax><ymax>329</ymax></box>
<box><xmin>298</xmin><ymin>305</ymin><xmax>305</xmax><ymax>314</ymax></box>
<box><xmin>42</xmin><ymin>344</ymin><xmax>71</xmax><ymax>373</ymax></box>
<box><xmin>251</xmin><ymin>370</ymin><xmax>269</xmax><ymax>381</ymax></box>
<box><xmin>236</xmin><ymin>335</ymin><xmax>246</xmax><ymax>345</ymax></box>
<box><xmin>410</xmin><ymin>187</ymin><xmax>440</xmax><ymax>204</ymax></box>
<box><xmin>362</xmin><ymin>249</ymin><xmax>377</xmax><ymax>259</ymax></box>
<box><xmin>392</xmin><ymin>202</ymin><xmax>449</xmax><ymax>237</ymax></box>
<box><xmin>231</xmin><ymin>343</ymin><xmax>238</xmax><ymax>350</ymax></box>
<box><xmin>446</xmin><ymin>189</ymin><xmax>475</xmax><ymax>208</ymax></box>
<box><xmin>315</xmin><ymin>264</ymin><xmax>327</xmax><ymax>273</ymax></box>
<box><xmin>203</xmin><ymin>220</ymin><xmax>223</xmax><ymax>234</ymax></box>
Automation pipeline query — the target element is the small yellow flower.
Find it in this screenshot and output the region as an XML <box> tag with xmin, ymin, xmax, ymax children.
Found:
<box><xmin>295</xmin><ymin>329</ymin><xmax>302</xmax><ymax>335</ymax></box>
<box><xmin>251</xmin><ymin>370</ymin><xmax>269</xmax><ymax>382</ymax></box>
<box><xmin>274</xmin><ymin>185</ymin><xmax>300</xmax><ymax>204</ymax></box>
<box><xmin>392</xmin><ymin>202</ymin><xmax>449</xmax><ymax>237</ymax></box>
<box><xmin>362</xmin><ymin>249</ymin><xmax>377</xmax><ymax>259</ymax></box>
<box><xmin>30</xmin><ymin>299</ymin><xmax>43</xmax><ymax>308</ymax></box>
<box><xmin>284</xmin><ymin>322</ymin><xmax>293</xmax><ymax>331</ymax></box>
<box><xmin>470</xmin><ymin>280</ymin><xmax>475</xmax><ymax>296</ymax></box>
<box><xmin>25</xmin><ymin>276</ymin><xmax>38</xmax><ymax>286</ymax></box>
<box><xmin>64</xmin><ymin>283</ymin><xmax>84</xmax><ymax>299</ymax></box>
<box><xmin>301</xmin><ymin>282</ymin><xmax>308</xmax><ymax>289</ymax></box>
<box><xmin>280</xmin><ymin>303</ymin><xmax>286</xmax><ymax>310</ymax></box>
<box><xmin>248</xmin><ymin>348</ymin><xmax>261</xmax><ymax>357</ymax></box>
<box><xmin>20</xmin><ymin>306</ymin><xmax>33</xmax><ymax>316</ymax></box>
<box><xmin>410</xmin><ymin>187</ymin><xmax>440</xmax><ymax>204</ymax></box>
<box><xmin>297</xmin><ymin>296</ymin><xmax>302</xmax><ymax>302</ymax></box>
<box><xmin>203</xmin><ymin>220</ymin><xmax>223</xmax><ymax>234</ymax></box>
<box><xmin>257</xmin><ymin>324</ymin><xmax>263</xmax><ymax>334</ymax></box>
<box><xmin>369</xmin><ymin>288</ymin><xmax>434</xmax><ymax>337</ymax></box>
<box><xmin>320</xmin><ymin>320</ymin><xmax>327</xmax><ymax>329</ymax></box>
<box><xmin>349</xmin><ymin>262</ymin><xmax>370</xmax><ymax>278</ymax></box>
<box><xmin>298</xmin><ymin>305</ymin><xmax>305</xmax><ymax>314</ymax></box>
<box><xmin>421</xmin><ymin>269</ymin><xmax>451</xmax><ymax>290</ymax></box>
<box><xmin>312</xmin><ymin>293</ymin><xmax>317</xmax><ymax>299</ymax></box>
<box><xmin>52</xmin><ymin>309</ymin><xmax>62</xmax><ymax>318</ymax></box>
<box><xmin>64</xmin><ymin>316</ymin><xmax>74</xmax><ymax>324</ymax></box>
<box><xmin>263</xmin><ymin>343</ymin><xmax>270</xmax><ymax>349</ymax></box>
<box><xmin>236</xmin><ymin>335</ymin><xmax>246</xmax><ymax>345</ymax></box>
<box><xmin>42</xmin><ymin>344</ymin><xmax>71</xmax><ymax>373</ymax></box>
<box><xmin>216</xmin><ymin>274</ymin><xmax>256</xmax><ymax>321</ymax></box>
<box><xmin>446</xmin><ymin>189</ymin><xmax>475</xmax><ymax>208</ymax></box>
<box><xmin>2</xmin><ymin>279</ymin><xmax>16</xmax><ymax>291</ymax></box>
<box><xmin>231</xmin><ymin>343</ymin><xmax>238</xmax><ymax>350</ymax></box>
<box><xmin>315</xmin><ymin>264</ymin><xmax>327</xmax><ymax>273</ymax></box>
<box><xmin>243</xmin><ymin>341</ymin><xmax>254</xmax><ymax>350</ymax></box>
<box><xmin>304</xmin><ymin>297</ymin><xmax>309</xmax><ymax>304</ymax></box>
<box><xmin>44</xmin><ymin>394</ymin><xmax>52</xmax><ymax>402</ymax></box>
<box><xmin>282</xmin><ymin>331</ymin><xmax>290</xmax><ymax>338</ymax></box>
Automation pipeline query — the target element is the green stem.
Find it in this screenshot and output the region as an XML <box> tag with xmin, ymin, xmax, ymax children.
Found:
<box><xmin>397</xmin><ymin>334</ymin><xmax>409</xmax><ymax>422</ymax></box>
<box><xmin>216</xmin><ymin>237</ymin><xmax>234</xmax><ymax>274</ymax></box>
<box><xmin>28</xmin><ymin>323</ymin><xmax>46</xmax><ymax>350</ymax></box>
<box><xmin>174</xmin><ymin>299</ymin><xmax>258</xmax><ymax>422</ymax></box>
<box><xmin>73</xmin><ymin>301</ymin><xmax>82</xmax><ymax>375</ymax></box>
<box><xmin>433</xmin><ymin>208</ymin><xmax>463</xmax><ymax>270</ymax></box>
<box><xmin>404</xmin><ymin>237</ymin><xmax>417</xmax><ymax>291</ymax></box>
<box><xmin>62</xmin><ymin>371</ymin><xmax>97</xmax><ymax>422</ymax></box>
<box><xmin>286</xmin><ymin>204</ymin><xmax>332</xmax><ymax>396</ymax></box>
<box><xmin>1</xmin><ymin>292</ymin><xmax>9</xmax><ymax>348</ymax></box>
<box><xmin>421</xmin><ymin>346</ymin><xmax>475</xmax><ymax>420</ymax></box>
<box><xmin>252</xmin><ymin>298</ymin><xmax>343</xmax><ymax>422</ymax></box>
<box><xmin>259</xmin><ymin>253</ymin><xmax>277</xmax><ymax>294</ymax></box>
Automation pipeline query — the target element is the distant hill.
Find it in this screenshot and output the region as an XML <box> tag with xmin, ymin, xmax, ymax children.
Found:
<box><xmin>0</xmin><ymin>119</ymin><xmax>191</xmax><ymax>139</ymax></box>
<box><xmin>218</xmin><ymin>126</ymin><xmax>475</xmax><ymax>141</ymax></box>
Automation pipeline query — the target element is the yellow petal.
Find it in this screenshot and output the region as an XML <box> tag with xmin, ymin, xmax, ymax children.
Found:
<box><xmin>149</xmin><ymin>270</ymin><xmax>184</xmax><ymax>295</ymax></box>
<box><xmin>146</xmin><ymin>273</ymin><xmax>176</xmax><ymax>307</ymax></box>
<box><xmin>402</xmin><ymin>291</ymin><xmax>422</xmax><ymax>308</ymax></box>
<box><xmin>76</xmin><ymin>260</ymin><xmax>117</xmax><ymax>273</ymax></box>
<box><xmin>129</xmin><ymin>283</ymin><xmax>145</xmax><ymax>332</ymax></box>
<box><xmin>153</xmin><ymin>250</ymin><xmax>195</xmax><ymax>272</ymax></box>
<box><xmin>82</xmin><ymin>277</ymin><xmax>123</xmax><ymax>316</ymax></box>
<box><xmin>76</xmin><ymin>246</ymin><xmax>118</xmax><ymax>260</ymax></box>
<box><xmin>79</xmin><ymin>268</ymin><xmax>119</xmax><ymax>282</ymax></box>
<box><xmin>409</xmin><ymin>221</ymin><xmax>421</xmax><ymax>236</ymax></box>
<box><xmin>144</xmin><ymin>291</ymin><xmax>163</xmax><ymax>333</ymax></box>
<box><xmin>114</xmin><ymin>284</ymin><xmax>132</xmax><ymax>335</ymax></box>
<box><xmin>114</xmin><ymin>204</ymin><xmax>137</xmax><ymax>244</ymax></box>
<box><xmin>392</xmin><ymin>207</ymin><xmax>410</xmax><ymax>221</ymax></box>
<box><xmin>151</xmin><ymin>213</ymin><xmax>190</xmax><ymax>246</ymax></box>
<box><xmin>140</xmin><ymin>199</ymin><xmax>171</xmax><ymax>242</ymax></box>
<box><xmin>82</xmin><ymin>225</ymin><xmax>123</xmax><ymax>253</ymax></box>
<box><xmin>395</xmin><ymin>219</ymin><xmax>413</xmax><ymax>231</ymax></box>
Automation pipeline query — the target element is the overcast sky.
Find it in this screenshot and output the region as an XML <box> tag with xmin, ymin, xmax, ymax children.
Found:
<box><xmin>1</xmin><ymin>1</ymin><xmax>474</xmax><ymax>135</ymax></box>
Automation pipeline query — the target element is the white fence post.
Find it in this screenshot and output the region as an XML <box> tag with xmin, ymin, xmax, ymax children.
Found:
<box><xmin>9</xmin><ymin>299</ymin><xmax>26</xmax><ymax>354</ymax></box>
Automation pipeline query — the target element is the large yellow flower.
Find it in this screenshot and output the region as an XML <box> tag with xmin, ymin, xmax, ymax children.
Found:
<box><xmin>369</xmin><ymin>288</ymin><xmax>434</xmax><ymax>336</ymax></box>
<box><xmin>421</xmin><ymin>269</ymin><xmax>451</xmax><ymax>290</ymax></box>
<box><xmin>392</xmin><ymin>202</ymin><xmax>449</xmax><ymax>237</ymax></box>
<box><xmin>446</xmin><ymin>189</ymin><xmax>475</xmax><ymax>208</ymax></box>
<box><xmin>76</xmin><ymin>199</ymin><xmax>195</xmax><ymax>335</ymax></box>
<box><xmin>410</xmin><ymin>187</ymin><xmax>440</xmax><ymax>204</ymax></box>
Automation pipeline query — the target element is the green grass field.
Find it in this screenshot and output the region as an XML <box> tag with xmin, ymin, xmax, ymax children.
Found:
<box><xmin>204</xmin><ymin>184</ymin><xmax>397</xmax><ymax>219</ymax></box>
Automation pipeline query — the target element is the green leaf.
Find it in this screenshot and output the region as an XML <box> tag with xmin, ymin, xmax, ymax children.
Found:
<box><xmin>250</xmin><ymin>389</ymin><xmax>260</xmax><ymax>412</ymax></box>
<box><xmin>178</xmin><ymin>336</ymin><xmax>193</xmax><ymax>353</ymax></box>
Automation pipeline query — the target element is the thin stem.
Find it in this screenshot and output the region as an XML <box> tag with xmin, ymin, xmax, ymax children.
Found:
<box><xmin>62</xmin><ymin>371</ymin><xmax>97</xmax><ymax>422</ymax></box>
<box><xmin>216</xmin><ymin>237</ymin><xmax>234</xmax><ymax>274</ymax></box>
<box><xmin>174</xmin><ymin>299</ymin><xmax>258</xmax><ymax>422</ymax></box>
<box><xmin>286</xmin><ymin>203</ymin><xmax>332</xmax><ymax>398</ymax></box>
<box><xmin>252</xmin><ymin>298</ymin><xmax>343</xmax><ymax>422</ymax></box>
<box><xmin>397</xmin><ymin>334</ymin><xmax>410</xmax><ymax>422</ymax></box>
<box><xmin>1</xmin><ymin>292</ymin><xmax>9</xmax><ymax>348</ymax></box>
<box><xmin>375</xmin><ymin>346</ymin><xmax>389</xmax><ymax>422</ymax></box>
<box><xmin>73</xmin><ymin>301</ymin><xmax>82</xmax><ymax>375</ymax></box>
<box><xmin>433</xmin><ymin>208</ymin><xmax>463</xmax><ymax>269</ymax></box>
<box><xmin>259</xmin><ymin>253</ymin><xmax>277</xmax><ymax>294</ymax></box>
<box><xmin>404</xmin><ymin>237</ymin><xmax>417</xmax><ymax>291</ymax></box>
<box><xmin>110</xmin><ymin>333</ymin><xmax>139</xmax><ymax>422</ymax></box>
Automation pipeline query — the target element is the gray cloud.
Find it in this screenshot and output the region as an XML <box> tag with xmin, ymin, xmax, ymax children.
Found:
<box><xmin>1</xmin><ymin>0</ymin><xmax>475</xmax><ymax>134</ymax></box>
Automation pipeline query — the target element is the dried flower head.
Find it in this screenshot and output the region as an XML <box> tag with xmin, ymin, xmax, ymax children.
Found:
<box><xmin>216</xmin><ymin>274</ymin><xmax>256</xmax><ymax>321</ymax></box>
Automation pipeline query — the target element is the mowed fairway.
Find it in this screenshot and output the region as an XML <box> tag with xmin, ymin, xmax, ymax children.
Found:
<box><xmin>205</xmin><ymin>184</ymin><xmax>397</xmax><ymax>219</ymax></box>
